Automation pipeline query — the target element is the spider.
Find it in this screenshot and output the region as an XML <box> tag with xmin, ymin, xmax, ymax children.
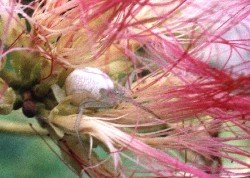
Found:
<box><xmin>64</xmin><ymin>67</ymin><xmax>163</xmax><ymax>149</ymax></box>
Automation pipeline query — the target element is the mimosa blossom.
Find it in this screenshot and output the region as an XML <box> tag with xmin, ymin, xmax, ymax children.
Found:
<box><xmin>0</xmin><ymin>0</ymin><xmax>249</xmax><ymax>177</ymax></box>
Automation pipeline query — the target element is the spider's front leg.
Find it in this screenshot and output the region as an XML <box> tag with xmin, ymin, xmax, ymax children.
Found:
<box><xmin>75</xmin><ymin>99</ymin><xmax>115</xmax><ymax>150</ymax></box>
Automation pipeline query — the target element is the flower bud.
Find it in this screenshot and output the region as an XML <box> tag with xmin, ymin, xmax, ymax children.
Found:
<box><xmin>0</xmin><ymin>78</ymin><xmax>16</xmax><ymax>115</ymax></box>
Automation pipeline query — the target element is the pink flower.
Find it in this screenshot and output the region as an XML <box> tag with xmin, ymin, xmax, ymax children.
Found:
<box><xmin>1</xmin><ymin>0</ymin><xmax>249</xmax><ymax>177</ymax></box>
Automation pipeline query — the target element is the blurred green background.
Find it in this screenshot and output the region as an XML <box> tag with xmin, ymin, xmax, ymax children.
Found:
<box><xmin>0</xmin><ymin>111</ymin><xmax>76</xmax><ymax>178</ymax></box>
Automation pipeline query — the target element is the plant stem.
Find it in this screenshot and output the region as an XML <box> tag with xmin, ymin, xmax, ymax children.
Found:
<box><xmin>0</xmin><ymin>120</ymin><xmax>48</xmax><ymax>136</ymax></box>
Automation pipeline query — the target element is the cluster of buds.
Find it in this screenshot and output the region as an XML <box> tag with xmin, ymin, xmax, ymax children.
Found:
<box><xmin>0</xmin><ymin>0</ymin><xmax>249</xmax><ymax>177</ymax></box>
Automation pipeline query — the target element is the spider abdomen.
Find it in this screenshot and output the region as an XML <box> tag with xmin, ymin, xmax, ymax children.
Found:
<box><xmin>65</xmin><ymin>67</ymin><xmax>114</xmax><ymax>105</ymax></box>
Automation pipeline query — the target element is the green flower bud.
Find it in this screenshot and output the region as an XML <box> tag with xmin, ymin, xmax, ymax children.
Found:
<box><xmin>0</xmin><ymin>78</ymin><xmax>16</xmax><ymax>115</ymax></box>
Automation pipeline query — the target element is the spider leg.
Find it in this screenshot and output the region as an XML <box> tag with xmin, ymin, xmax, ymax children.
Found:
<box><xmin>74</xmin><ymin>100</ymin><xmax>115</xmax><ymax>158</ymax></box>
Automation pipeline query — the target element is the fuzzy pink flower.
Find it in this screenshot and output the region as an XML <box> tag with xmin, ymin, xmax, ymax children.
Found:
<box><xmin>1</xmin><ymin>0</ymin><xmax>249</xmax><ymax>177</ymax></box>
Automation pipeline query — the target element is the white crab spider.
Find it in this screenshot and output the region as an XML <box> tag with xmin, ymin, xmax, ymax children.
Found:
<box><xmin>65</xmin><ymin>67</ymin><xmax>162</xmax><ymax>119</ymax></box>
<box><xmin>65</xmin><ymin>67</ymin><xmax>163</xmax><ymax>149</ymax></box>
<box><xmin>65</xmin><ymin>67</ymin><xmax>126</xmax><ymax>151</ymax></box>
<box><xmin>65</xmin><ymin>67</ymin><xmax>127</xmax><ymax>134</ymax></box>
